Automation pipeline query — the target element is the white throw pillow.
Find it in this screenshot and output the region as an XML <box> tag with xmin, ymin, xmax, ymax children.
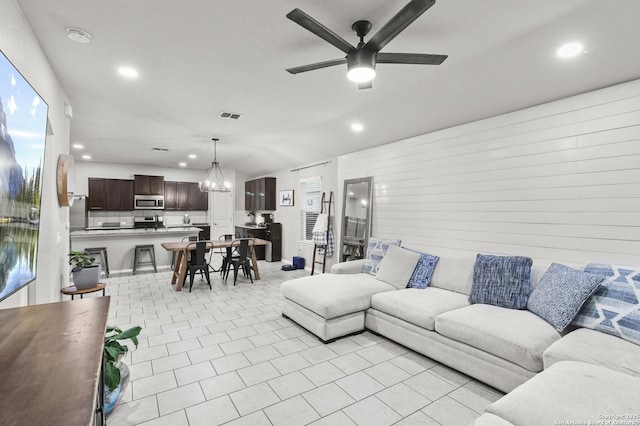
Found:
<box><xmin>375</xmin><ymin>246</ymin><xmax>421</xmax><ymax>290</ymax></box>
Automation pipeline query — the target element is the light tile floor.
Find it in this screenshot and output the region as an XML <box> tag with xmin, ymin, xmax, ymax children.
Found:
<box><xmin>102</xmin><ymin>261</ymin><xmax>503</xmax><ymax>426</ymax></box>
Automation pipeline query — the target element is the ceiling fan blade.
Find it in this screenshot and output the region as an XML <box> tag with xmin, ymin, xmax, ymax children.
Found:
<box><xmin>364</xmin><ymin>0</ymin><xmax>435</xmax><ymax>52</ymax></box>
<box><xmin>377</xmin><ymin>52</ymin><xmax>447</xmax><ymax>65</ymax></box>
<box><xmin>358</xmin><ymin>81</ymin><xmax>373</xmax><ymax>90</ymax></box>
<box><xmin>286</xmin><ymin>9</ymin><xmax>355</xmax><ymax>54</ymax></box>
<box><xmin>286</xmin><ymin>58</ymin><xmax>347</xmax><ymax>74</ymax></box>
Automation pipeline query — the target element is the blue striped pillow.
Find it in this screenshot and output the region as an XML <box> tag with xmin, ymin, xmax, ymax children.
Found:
<box><xmin>469</xmin><ymin>254</ymin><xmax>533</xmax><ymax>309</ymax></box>
<box><xmin>363</xmin><ymin>238</ymin><xmax>402</xmax><ymax>276</ymax></box>
<box><xmin>572</xmin><ymin>263</ymin><xmax>640</xmax><ymax>345</ymax></box>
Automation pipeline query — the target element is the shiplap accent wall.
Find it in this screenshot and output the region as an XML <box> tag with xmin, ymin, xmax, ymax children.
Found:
<box><xmin>338</xmin><ymin>79</ymin><xmax>640</xmax><ymax>266</ymax></box>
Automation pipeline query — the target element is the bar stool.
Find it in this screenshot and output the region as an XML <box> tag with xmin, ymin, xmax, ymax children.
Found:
<box><xmin>84</xmin><ymin>247</ymin><xmax>110</xmax><ymax>278</ymax></box>
<box><xmin>133</xmin><ymin>244</ymin><xmax>157</xmax><ymax>274</ymax></box>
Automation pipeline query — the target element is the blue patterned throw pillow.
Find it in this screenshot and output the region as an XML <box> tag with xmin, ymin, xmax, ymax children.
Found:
<box><xmin>527</xmin><ymin>263</ymin><xmax>605</xmax><ymax>332</ymax></box>
<box><xmin>363</xmin><ymin>238</ymin><xmax>402</xmax><ymax>276</ymax></box>
<box><xmin>572</xmin><ymin>263</ymin><xmax>640</xmax><ymax>345</ymax></box>
<box><xmin>407</xmin><ymin>251</ymin><xmax>440</xmax><ymax>289</ymax></box>
<box><xmin>469</xmin><ymin>254</ymin><xmax>533</xmax><ymax>309</ymax></box>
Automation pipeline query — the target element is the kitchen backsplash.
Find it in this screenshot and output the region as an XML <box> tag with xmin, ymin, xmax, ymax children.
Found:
<box><xmin>88</xmin><ymin>210</ymin><xmax>208</xmax><ymax>227</ymax></box>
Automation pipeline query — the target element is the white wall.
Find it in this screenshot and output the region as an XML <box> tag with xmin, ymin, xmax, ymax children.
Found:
<box><xmin>248</xmin><ymin>161</ymin><xmax>338</xmax><ymax>271</ymax></box>
<box><xmin>0</xmin><ymin>0</ymin><xmax>71</xmax><ymax>308</ymax></box>
<box><xmin>338</xmin><ymin>79</ymin><xmax>640</xmax><ymax>267</ymax></box>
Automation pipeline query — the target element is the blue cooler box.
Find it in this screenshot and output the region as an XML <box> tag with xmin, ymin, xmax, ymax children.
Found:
<box><xmin>293</xmin><ymin>256</ymin><xmax>305</xmax><ymax>270</ymax></box>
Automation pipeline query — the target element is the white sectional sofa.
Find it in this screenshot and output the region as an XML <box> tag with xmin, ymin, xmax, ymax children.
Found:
<box><xmin>280</xmin><ymin>244</ymin><xmax>640</xmax><ymax>423</ymax></box>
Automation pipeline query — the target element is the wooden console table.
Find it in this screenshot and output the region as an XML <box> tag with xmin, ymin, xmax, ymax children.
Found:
<box><xmin>0</xmin><ymin>297</ymin><xmax>111</xmax><ymax>426</ymax></box>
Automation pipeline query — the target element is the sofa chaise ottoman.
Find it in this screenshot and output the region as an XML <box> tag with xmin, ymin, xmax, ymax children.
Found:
<box><xmin>477</xmin><ymin>360</ymin><xmax>640</xmax><ymax>425</ymax></box>
<box><xmin>281</xmin><ymin>272</ymin><xmax>395</xmax><ymax>342</ymax></box>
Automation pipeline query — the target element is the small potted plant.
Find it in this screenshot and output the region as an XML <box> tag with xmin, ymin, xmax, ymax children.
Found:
<box><xmin>246</xmin><ymin>210</ymin><xmax>256</xmax><ymax>225</ymax></box>
<box><xmin>104</xmin><ymin>325</ymin><xmax>142</xmax><ymax>417</ymax></box>
<box><xmin>68</xmin><ymin>250</ymin><xmax>101</xmax><ymax>289</ymax></box>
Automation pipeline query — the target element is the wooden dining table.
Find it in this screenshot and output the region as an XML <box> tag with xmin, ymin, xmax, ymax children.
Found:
<box><xmin>161</xmin><ymin>238</ymin><xmax>269</xmax><ymax>291</ymax></box>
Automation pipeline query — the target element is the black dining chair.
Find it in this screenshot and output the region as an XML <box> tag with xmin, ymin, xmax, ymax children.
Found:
<box><xmin>184</xmin><ymin>241</ymin><xmax>212</xmax><ymax>292</ymax></box>
<box><xmin>218</xmin><ymin>234</ymin><xmax>234</xmax><ymax>275</ymax></box>
<box><xmin>223</xmin><ymin>238</ymin><xmax>254</xmax><ymax>285</ymax></box>
<box><xmin>172</xmin><ymin>235</ymin><xmax>198</xmax><ymax>269</ymax></box>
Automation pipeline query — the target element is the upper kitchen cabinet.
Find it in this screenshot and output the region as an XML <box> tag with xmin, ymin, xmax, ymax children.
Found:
<box><xmin>88</xmin><ymin>178</ymin><xmax>134</xmax><ymax>211</ymax></box>
<box><xmin>245</xmin><ymin>180</ymin><xmax>257</xmax><ymax>211</ymax></box>
<box><xmin>165</xmin><ymin>181</ymin><xmax>207</xmax><ymax>211</ymax></box>
<box><xmin>164</xmin><ymin>181</ymin><xmax>177</xmax><ymax>210</ymax></box>
<box><xmin>134</xmin><ymin>174</ymin><xmax>164</xmax><ymax>195</ymax></box>
<box><xmin>176</xmin><ymin>182</ymin><xmax>190</xmax><ymax>210</ymax></box>
<box><xmin>245</xmin><ymin>177</ymin><xmax>276</xmax><ymax>211</ymax></box>
<box><xmin>119</xmin><ymin>180</ymin><xmax>135</xmax><ymax>210</ymax></box>
<box><xmin>189</xmin><ymin>183</ymin><xmax>208</xmax><ymax>210</ymax></box>
<box><xmin>88</xmin><ymin>178</ymin><xmax>106</xmax><ymax>210</ymax></box>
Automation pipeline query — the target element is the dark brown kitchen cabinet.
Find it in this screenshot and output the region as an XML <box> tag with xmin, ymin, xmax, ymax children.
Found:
<box><xmin>88</xmin><ymin>178</ymin><xmax>106</xmax><ymax>210</ymax></box>
<box><xmin>244</xmin><ymin>177</ymin><xmax>276</xmax><ymax>211</ymax></box>
<box><xmin>245</xmin><ymin>180</ymin><xmax>257</xmax><ymax>211</ymax></box>
<box><xmin>164</xmin><ymin>181</ymin><xmax>177</xmax><ymax>210</ymax></box>
<box><xmin>105</xmin><ymin>179</ymin><xmax>121</xmax><ymax>210</ymax></box>
<box><xmin>88</xmin><ymin>178</ymin><xmax>134</xmax><ymax>210</ymax></box>
<box><xmin>119</xmin><ymin>179</ymin><xmax>134</xmax><ymax>210</ymax></box>
<box><xmin>189</xmin><ymin>183</ymin><xmax>208</xmax><ymax>210</ymax></box>
<box><xmin>176</xmin><ymin>182</ymin><xmax>190</xmax><ymax>210</ymax></box>
<box><xmin>134</xmin><ymin>174</ymin><xmax>164</xmax><ymax>195</ymax></box>
<box><xmin>164</xmin><ymin>181</ymin><xmax>207</xmax><ymax>211</ymax></box>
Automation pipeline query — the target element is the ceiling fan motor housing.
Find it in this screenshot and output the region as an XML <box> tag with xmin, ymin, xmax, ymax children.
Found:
<box><xmin>347</xmin><ymin>48</ymin><xmax>377</xmax><ymax>83</ymax></box>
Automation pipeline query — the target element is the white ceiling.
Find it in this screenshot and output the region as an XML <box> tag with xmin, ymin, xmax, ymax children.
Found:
<box><xmin>16</xmin><ymin>0</ymin><xmax>640</xmax><ymax>177</ymax></box>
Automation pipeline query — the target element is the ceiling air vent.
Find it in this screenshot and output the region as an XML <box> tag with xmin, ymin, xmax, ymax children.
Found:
<box><xmin>219</xmin><ymin>111</ymin><xmax>242</xmax><ymax>120</ymax></box>
<box><xmin>152</xmin><ymin>147</ymin><xmax>169</xmax><ymax>152</ymax></box>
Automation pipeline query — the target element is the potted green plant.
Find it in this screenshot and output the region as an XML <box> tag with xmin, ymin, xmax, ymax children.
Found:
<box><xmin>246</xmin><ymin>210</ymin><xmax>256</xmax><ymax>225</ymax></box>
<box><xmin>68</xmin><ymin>250</ymin><xmax>101</xmax><ymax>289</ymax></box>
<box><xmin>104</xmin><ymin>325</ymin><xmax>142</xmax><ymax>416</ymax></box>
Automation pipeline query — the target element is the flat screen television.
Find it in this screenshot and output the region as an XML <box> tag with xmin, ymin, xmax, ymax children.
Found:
<box><xmin>0</xmin><ymin>49</ymin><xmax>49</xmax><ymax>302</ymax></box>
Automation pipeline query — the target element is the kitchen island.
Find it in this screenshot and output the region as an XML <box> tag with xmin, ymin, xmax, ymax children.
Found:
<box><xmin>70</xmin><ymin>226</ymin><xmax>202</xmax><ymax>275</ymax></box>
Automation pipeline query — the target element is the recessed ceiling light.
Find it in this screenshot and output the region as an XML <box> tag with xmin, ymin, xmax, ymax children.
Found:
<box><xmin>188</xmin><ymin>154</ymin><xmax>196</xmax><ymax>159</ymax></box>
<box><xmin>117</xmin><ymin>66</ymin><xmax>139</xmax><ymax>78</ymax></box>
<box><xmin>81</xmin><ymin>154</ymin><xmax>92</xmax><ymax>160</ymax></box>
<box><xmin>351</xmin><ymin>122</ymin><xmax>364</xmax><ymax>132</ymax></box>
<box><xmin>72</xmin><ymin>143</ymin><xmax>84</xmax><ymax>149</ymax></box>
<box><xmin>178</xmin><ymin>162</ymin><xmax>187</xmax><ymax>167</ymax></box>
<box><xmin>556</xmin><ymin>42</ymin><xmax>584</xmax><ymax>58</ymax></box>
<box><xmin>66</xmin><ymin>28</ymin><xmax>91</xmax><ymax>43</ymax></box>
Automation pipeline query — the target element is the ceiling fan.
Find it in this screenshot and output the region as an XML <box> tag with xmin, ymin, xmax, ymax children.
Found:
<box><xmin>285</xmin><ymin>0</ymin><xmax>447</xmax><ymax>89</ymax></box>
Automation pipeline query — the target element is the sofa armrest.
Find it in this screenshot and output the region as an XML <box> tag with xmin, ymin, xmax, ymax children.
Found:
<box><xmin>331</xmin><ymin>259</ymin><xmax>366</xmax><ymax>274</ymax></box>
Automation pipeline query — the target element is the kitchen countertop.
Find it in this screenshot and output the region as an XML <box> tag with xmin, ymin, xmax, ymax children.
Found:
<box><xmin>70</xmin><ymin>226</ymin><xmax>203</xmax><ymax>238</ymax></box>
<box><xmin>235</xmin><ymin>224</ymin><xmax>269</xmax><ymax>230</ymax></box>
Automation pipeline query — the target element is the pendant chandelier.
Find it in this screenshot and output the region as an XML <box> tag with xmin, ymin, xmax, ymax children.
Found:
<box><xmin>199</xmin><ymin>138</ymin><xmax>231</xmax><ymax>192</ymax></box>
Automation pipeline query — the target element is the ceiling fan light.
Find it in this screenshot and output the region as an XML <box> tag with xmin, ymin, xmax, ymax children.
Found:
<box><xmin>347</xmin><ymin>66</ymin><xmax>376</xmax><ymax>83</ymax></box>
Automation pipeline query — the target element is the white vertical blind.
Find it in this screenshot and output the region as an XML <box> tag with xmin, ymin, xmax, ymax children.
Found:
<box><xmin>301</xmin><ymin>178</ymin><xmax>322</xmax><ymax>241</ymax></box>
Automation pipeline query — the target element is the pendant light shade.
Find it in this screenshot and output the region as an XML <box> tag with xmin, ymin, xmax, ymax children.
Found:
<box><xmin>199</xmin><ymin>138</ymin><xmax>231</xmax><ymax>192</ymax></box>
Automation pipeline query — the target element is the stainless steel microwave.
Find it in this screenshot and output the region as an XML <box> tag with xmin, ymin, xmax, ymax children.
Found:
<box><xmin>134</xmin><ymin>195</ymin><xmax>164</xmax><ymax>210</ymax></box>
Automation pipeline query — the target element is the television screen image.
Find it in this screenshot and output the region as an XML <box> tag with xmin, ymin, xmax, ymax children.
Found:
<box><xmin>0</xmin><ymin>49</ymin><xmax>48</xmax><ymax>302</ymax></box>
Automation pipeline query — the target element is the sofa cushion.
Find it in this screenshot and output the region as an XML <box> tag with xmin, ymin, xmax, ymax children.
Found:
<box><xmin>371</xmin><ymin>288</ymin><xmax>469</xmax><ymax>331</ymax></box>
<box><xmin>468</xmin><ymin>254</ymin><xmax>533</xmax><ymax>309</ymax></box>
<box><xmin>486</xmin><ymin>361</ymin><xmax>640</xmax><ymax>425</ymax></box>
<box><xmin>430</xmin><ymin>255</ymin><xmax>476</xmax><ymax>295</ymax></box>
<box><xmin>406</xmin><ymin>250</ymin><xmax>440</xmax><ymax>289</ymax></box>
<box><xmin>543</xmin><ymin>328</ymin><xmax>640</xmax><ymax>378</ymax></box>
<box><xmin>527</xmin><ymin>263</ymin><xmax>605</xmax><ymax>332</ymax></box>
<box><xmin>572</xmin><ymin>263</ymin><xmax>640</xmax><ymax>345</ymax></box>
<box><xmin>362</xmin><ymin>238</ymin><xmax>402</xmax><ymax>276</ymax></box>
<box><xmin>435</xmin><ymin>304</ymin><xmax>561</xmax><ymax>372</ymax></box>
<box><xmin>281</xmin><ymin>274</ymin><xmax>395</xmax><ymax>319</ymax></box>
<box><xmin>375</xmin><ymin>246</ymin><xmax>421</xmax><ymax>290</ymax></box>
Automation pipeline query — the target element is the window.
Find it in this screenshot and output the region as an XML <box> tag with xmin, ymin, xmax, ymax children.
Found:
<box><xmin>300</xmin><ymin>177</ymin><xmax>322</xmax><ymax>241</ymax></box>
